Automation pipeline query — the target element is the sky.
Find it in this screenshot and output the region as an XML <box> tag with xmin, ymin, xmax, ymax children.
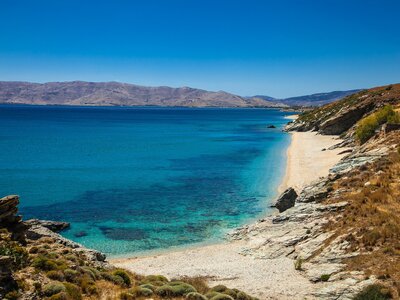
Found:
<box><xmin>0</xmin><ymin>0</ymin><xmax>399</xmax><ymax>98</ymax></box>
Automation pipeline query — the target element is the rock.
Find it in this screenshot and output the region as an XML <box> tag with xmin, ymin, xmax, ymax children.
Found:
<box><xmin>0</xmin><ymin>195</ymin><xmax>27</xmax><ymax>243</ymax></box>
<box><xmin>74</xmin><ymin>231</ymin><xmax>88</xmax><ymax>238</ymax></box>
<box><xmin>271</xmin><ymin>187</ymin><xmax>297</xmax><ymax>212</ymax></box>
<box><xmin>297</xmin><ymin>179</ymin><xmax>330</xmax><ymax>203</ymax></box>
<box><xmin>26</xmin><ymin>224</ymin><xmax>107</xmax><ymax>265</ymax></box>
<box><xmin>25</xmin><ymin>219</ymin><xmax>70</xmax><ymax>232</ymax></box>
<box><xmin>267</xmin><ymin>125</ymin><xmax>276</xmax><ymax>128</ymax></box>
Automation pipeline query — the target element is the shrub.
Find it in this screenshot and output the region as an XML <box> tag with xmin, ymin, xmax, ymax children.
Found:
<box><xmin>139</xmin><ymin>283</ymin><xmax>156</xmax><ymax>291</ymax></box>
<box><xmin>81</xmin><ymin>266</ymin><xmax>101</xmax><ymax>280</ymax></box>
<box><xmin>32</xmin><ymin>255</ymin><xmax>58</xmax><ymax>271</ymax></box>
<box><xmin>178</xmin><ymin>276</ymin><xmax>209</xmax><ymax>294</ymax></box>
<box><xmin>101</xmin><ymin>272</ymin><xmax>125</xmax><ymax>286</ymax></box>
<box><xmin>209</xmin><ymin>294</ymin><xmax>235</xmax><ymax>300</ymax></box>
<box><xmin>170</xmin><ymin>282</ymin><xmax>197</xmax><ymax>295</ymax></box>
<box><xmin>0</xmin><ymin>240</ymin><xmax>29</xmax><ymax>270</ymax></box>
<box><xmin>186</xmin><ymin>292</ymin><xmax>208</xmax><ymax>300</ymax></box>
<box><xmin>43</xmin><ymin>282</ymin><xmax>66</xmax><ymax>297</ymax></box>
<box><xmin>79</xmin><ymin>275</ymin><xmax>97</xmax><ymax>295</ymax></box>
<box><xmin>63</xmin><ymin>282</ymin><xmax>82</xmax><ymax>300</ymax></box>
<box><xmin>236</xmin><ymin>291</ymin><xmax>252</xmax><ymax>300</ymax></box>
<box><xmin>353</xmin><ymin>284</ymin><xmax>391</xmax><ymax>300</ymax></box>
<box><xmin>211</xmin><ymin>285</ymin><xmax>227</xmax><ymax>293</ymax></box>
<box><xmin>128</xmin><ymin>286</ymin><xmax>153</xmax><ymax>297</ymax></box>
<box><xmin>320</xmin><ymin>274</ymin><xmax>331</xmax><ymax>282</ymax></box>
<box><xmin>156</xmin><ymin>285</ymin><xmax>174</xmax><ymax>297</ymax></box>
<box><xmin>113</xmin><ymin>269</ymin><xmax>132</xmax><ymax>287</ymax></box>
<box><xmin>119</xmin><ymin>292</ymin><xmax>134</xmax><ymax>300</ymax></box>
<box><xmin>144</xmin><ymin>274</ymin><xmax>169</xmax><ymax>283</ymax></box>
<box><xmin>294</xmin><ymin>257</ymin><xmax>303</xmax><ymax>270</ymax></box>
<box><xmin>356</xmin><ymin>105</ymin><xmax>400</xmax><ymax>143</ymax></box>
<box><xmin>47</xmin><ymin>270</ymin><xmax>65</xmax><ymax>281</ymax></box>
<box><xmin>63</xmin><ymin>269</ymin><xmax>80</xmax><ymax>283</ymax></box>
<box><xmin>4</xmin><ymin>290</ymin><xmax>20</xmax><ymax>300</ymax></box>
<box><xmin>205</xmin><ymin>291</ymin><xmax>221</xmax><ymax>298</ymax></box>
<box><xmin>49</xmin><ymin>292</ymin><xmax>68</xmax><ymax>300</ymax></box>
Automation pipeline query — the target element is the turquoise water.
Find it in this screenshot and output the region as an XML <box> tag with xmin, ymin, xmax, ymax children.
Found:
<box><xmin>0</xmin><ymin>105</ymin><xmax>290</xmax><ymax>256</ymax></box>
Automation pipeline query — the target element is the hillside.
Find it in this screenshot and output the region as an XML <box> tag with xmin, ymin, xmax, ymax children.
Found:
<box><xmin>283</xmin><ymin>82</ymin><xmax>400</xmax><ymax>298</ymax></box>
<box><xmin>286</xmin><ymin>83</ymin><xmax>400</xmax><ymax>135</ymax></box>
<box><xmin>251</xmin><ymin>89</ymin><xmax>361</xmax><ymax>107</ymax></box>
<box><xmin>0</xmin><ymin>81</ymin><xmax>283</xmax><ymax>108</ymax></box>
<box><xmin>279</xmin><ymin>89</ymin><xmax>361</xmax><ymax>107</ymax></box>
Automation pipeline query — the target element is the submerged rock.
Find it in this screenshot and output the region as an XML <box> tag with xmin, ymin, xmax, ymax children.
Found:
<box><xmin>271</xmin><ymin>187</ymin><xmax>297</xmax><ymax>212</ymax></box>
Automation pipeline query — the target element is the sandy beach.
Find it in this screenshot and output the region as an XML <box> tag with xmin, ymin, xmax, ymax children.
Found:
<box><xmin>111</xmin><ymin>130</ymin><xmax>350</xmax><ymax>299</ymax></box>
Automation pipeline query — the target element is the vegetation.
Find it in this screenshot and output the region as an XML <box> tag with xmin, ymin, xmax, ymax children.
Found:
<box><xmin>0</xmin><ymin>229</ymin><xmax>259</xmax><ymax>300</ymax></box>
<box><xmin>353</xmin><ymin>284</ymin><xmax>392</xmax><ymax>300</ymax></box>
<box><xmin>324</xmin><ymin>138</ymin><xmax>400</xmax><ymax>296</ymax></box>
<box><xmin>356</xmin><ymin>105</ymin><xmax>400</xmax><ymax>143</ymax></box>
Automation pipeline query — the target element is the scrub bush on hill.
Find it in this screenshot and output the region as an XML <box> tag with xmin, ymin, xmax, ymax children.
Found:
<box><xmin>356</xmin><ymin>105</ymin><xmax>400</xmax><ymax>143</ymax></box>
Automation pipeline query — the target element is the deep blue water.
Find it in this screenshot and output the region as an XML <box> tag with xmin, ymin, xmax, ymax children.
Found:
<box><xmin>0</xmin><ymin>105</ymin><xmax>291</xmax><ymax>256</ymax></box>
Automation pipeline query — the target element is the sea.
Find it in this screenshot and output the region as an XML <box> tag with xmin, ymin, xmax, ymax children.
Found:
<box><xmin>0</xmin><ymin>105</ymin><xmax>292</xmax><ymax>257</ymax></box>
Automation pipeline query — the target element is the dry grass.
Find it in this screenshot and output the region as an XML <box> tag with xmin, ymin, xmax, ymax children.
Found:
<box><xmin>323</xmin><ymin>140</ymin><xmax>400</xmax><ymax>297</ymax></box>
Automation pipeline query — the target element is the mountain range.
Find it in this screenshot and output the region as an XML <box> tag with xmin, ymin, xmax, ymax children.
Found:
<box><xmin>0</xmin><ymin>81</ymin><xmax>360</xmax><ymax>108</ymax></box>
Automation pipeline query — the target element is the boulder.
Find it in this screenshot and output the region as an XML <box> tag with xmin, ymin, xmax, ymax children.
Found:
<box><xmin>272</xmin><ymin>188</ymin><xmax>297</xmax><ymax>212</ymax></box>
<box><xmin>267</xmin><ymin>125</ymin><xmax>276</xmax><ymax>128</ymax></box>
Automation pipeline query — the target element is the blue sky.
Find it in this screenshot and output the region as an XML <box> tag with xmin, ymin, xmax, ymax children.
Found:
<box><xmin>1</xmin><ymin>0</ymin><xmax>399</xmax><ymax>98</ymax></box>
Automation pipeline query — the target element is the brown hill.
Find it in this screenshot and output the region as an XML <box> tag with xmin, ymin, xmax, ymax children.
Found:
<box><xmin>0</xmin><ymin>81</ymin><xmax>282</xmax><ymax>108</ymax></box>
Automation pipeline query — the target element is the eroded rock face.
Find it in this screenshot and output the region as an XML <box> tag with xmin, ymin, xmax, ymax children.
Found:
<box><xmin>271</xmin><ymin>188</ymin><xmax>297</xmax><ymax>212</ymax></box>
<box><xmin>0</xmin><ymin>195</ymin><xmax>27</xmax><ymax>243</ymax></box>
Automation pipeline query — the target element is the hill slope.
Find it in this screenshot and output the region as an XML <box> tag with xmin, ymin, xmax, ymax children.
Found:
<box><xmin>0</xmin><ymin>81</ymin><xmax>283</xmax><ymax>108</ymax></box>
<box><xmin>286</xmin><ymin>83</ymin><xmax>400</xmax><ymax>134</ymax></box>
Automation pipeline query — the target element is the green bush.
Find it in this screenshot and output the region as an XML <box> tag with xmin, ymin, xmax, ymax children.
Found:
<box><xmin>32</xmin><ymin>255</ymin><xmax>60</xmax><ymax>271</ymax></box>
<box><xmin>205</xmin><ymin>291</ymin><xmax>221</xmax><ymax>299</ymax></box>
<box><xmin>143</xmin><ymin>274</ymin><xmax>169</xmax><ymax>283</ymax></box>
<box><xmin>186</xmin><ymin>292</ymin><xmax>208</xmax><ymax>300</ymax></box>
<box><xmin>156</xmin><ymin>285</ymin><xmax>174</xmax><ymax>297</ymax></box>
<box><xmin>128</xmin><ymin>286</ymin><xmax>153</xmax><ymax>297</ymax></box>
<box><xmin>353</xmin><ymin>284</ymin><xmax>391</xmax><ymax>300</ymax></box>
<box><xmin>139</xmin><ymin>283</ymin><xmax>156</xmax><ymax>291</ymax></box>
<box><xmin>356</xmin><ymin>105</ymin><xmax>400</xmax><ymax>143</ymax></box>
<box><xmin>236</xmin><ymin>291</ymin><xmax>252</xmax><ymax>300</ymax></box>
<box><xmin>49</xmin><ymin>292</ymin><xmax>68</xmax><ymax>300</ymax></box>
<box><xmin>0</xmin><ymin>240</ymin><xmax>29</xmax><ymax>270</ymax></box>
<box><xmin>63</xmin><ymin>269</ymin><xmax>80</xmax><ymax>283</ymax></box>
<box><xmin>211</xmin><ymin>285</ymin><xmax>228</xmax><ymax>293</ymax></box>
<box><xmin>101</xmin><ymin>272</ymin><xmax>125</xmax><ymax>286</ymax></box>
<box><xmin>46</xmin><ymin>270</ymin><xmax>65</xmax><ymax>281</ymax></box>
<box><xmin>320</xmin><ymin>274</ymin><xmax>330</xmax><ymax>282</ymax></box>
<box><xmin>209</xmin><ymin>294</ymin><xmax>235</xmax><ymax>300</ymax></box>
<box><xmin>81</xmin><ymin>266</ymin><xmax>101</xmax><ymax>280</ymax></box>
<box><xmin>43</xmin><ymin>282</ymin><xmax>66</xmax><ymax>297</ymax></box>
<box><xmin>63</xmin><ymin>282</ymin><xmax>82</xmax><ymax>300</ymax></box>
<box><xmin>170</xmin><ymin>282</ymin><xmax>197</xmax><ymax>295</ymax></box>
<box><xmin>113</xmin><ymin>269</ymin><xmax>132</xmax><ymax>287</ymax></box>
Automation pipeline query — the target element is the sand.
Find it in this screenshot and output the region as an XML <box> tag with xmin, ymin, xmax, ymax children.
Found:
<box><xmin>111</xmin><ymin>129</ymin><xmax>349</xmax><ymax>299</ymax></box>
<box><xmin>279</xmin><ymin>131</ymin><xmax>349</xmax><ymax>193</ymax></box>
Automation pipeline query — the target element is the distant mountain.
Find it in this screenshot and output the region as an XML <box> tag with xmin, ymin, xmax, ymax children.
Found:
<box><xmin>0</xmin><ymin>81</ymin><xmax>283</xmax><ymax>108</ymax></box>
<box><xmin>280</xmin><ymin>90</ymin><xmax>362</xmax><ymax>107</ymax></box>
<box><xmin>251</xmin><ymin>90</ymin><xmax>362</xmax><ymax>107</ymax></box>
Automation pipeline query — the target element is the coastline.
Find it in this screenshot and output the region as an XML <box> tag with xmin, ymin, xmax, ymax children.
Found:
<box><xmin>111</xmin><ymin>128</ymin><xmax>350</xmax><ymax>299</ymax></box>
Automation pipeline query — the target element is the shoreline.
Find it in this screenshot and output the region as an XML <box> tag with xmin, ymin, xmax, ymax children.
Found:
<box><xmin>111</xmin><ymin>129</ymin><xmax>350</xmax><ymax>298</ymax></box>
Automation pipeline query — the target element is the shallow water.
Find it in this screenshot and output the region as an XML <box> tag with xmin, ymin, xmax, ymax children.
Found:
<box><xmin>0</xmin><ymin>105</ymin><xmax>291</xmax><ymax>256</ymax></box>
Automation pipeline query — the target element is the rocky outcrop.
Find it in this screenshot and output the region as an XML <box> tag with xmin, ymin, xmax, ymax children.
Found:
<box><xmin>271</xmin><ymin>187</ymin><xmax>297</xmax><ymax>212</ymax></box>
<box><xmin>24</xmin><ymin>219</ymin><xmax>70</xmax><ymax>232</ymax></box>
<box><xmin>0</xmin><ymin>195</ymin><xmax>27</xmax><ymax>243</ymax></box>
